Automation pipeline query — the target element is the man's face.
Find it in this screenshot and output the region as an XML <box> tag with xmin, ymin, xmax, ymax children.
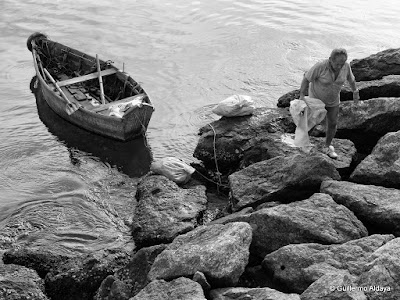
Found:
<box><xmin>329</xmin><ymin>54</ymin><xmax>347</xmax><ymax>72</ymax></box>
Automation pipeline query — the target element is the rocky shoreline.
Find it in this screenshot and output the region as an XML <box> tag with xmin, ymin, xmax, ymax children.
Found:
<box><xmin>2</xmin><ymin>48</ymin><xmax>400</xmax><ymax>300</ymax></box>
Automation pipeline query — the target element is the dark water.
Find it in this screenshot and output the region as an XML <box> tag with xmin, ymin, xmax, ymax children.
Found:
<box><xmin>1</xmin><ymin>0</ymin><xmax>400</xmax><ymax>255</ymax></box>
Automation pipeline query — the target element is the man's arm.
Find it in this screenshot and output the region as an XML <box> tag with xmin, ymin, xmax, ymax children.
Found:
<box><xmin>347</xmin><ymin>65</ymin><xmax>360</xmax><ymax>102</ymax></box>
<box><xmin>299</xmin><ymin>76</ymin><xmax>310</xmax><ymax>100</ymax></box>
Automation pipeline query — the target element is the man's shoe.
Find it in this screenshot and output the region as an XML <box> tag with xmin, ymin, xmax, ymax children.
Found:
<box><xmin>326</xmin><ymin>145</ymin><xmax>338</xmax><ymax>159</ymax></box>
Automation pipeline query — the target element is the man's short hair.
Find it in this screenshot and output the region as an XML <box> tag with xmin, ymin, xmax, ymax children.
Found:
<box><xmin>330</xmin><ymin>48</ymin><xmax>348</xmax><ymax>60</ymax></box>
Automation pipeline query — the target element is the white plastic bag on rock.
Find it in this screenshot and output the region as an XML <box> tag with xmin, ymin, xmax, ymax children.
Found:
<box><xmin>289</xmin><ymin>97</ymin><xmax>326</xmax><ymax>150</ymax></box>
<box><xmin>212</xmin><ymin>95</ymin><xmax>255</xmax><ymax>117</ymax></box>
<box><xmin>150</xmin><ymin>157</ymin><xmax>196</xmax><ymax>184</ymax></box>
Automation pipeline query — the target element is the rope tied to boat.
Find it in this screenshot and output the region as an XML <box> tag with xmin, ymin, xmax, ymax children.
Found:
<box><xmin>202</xmin><ymin>123</ymin><xmax>224</xmax><ymax>193</ymax></box>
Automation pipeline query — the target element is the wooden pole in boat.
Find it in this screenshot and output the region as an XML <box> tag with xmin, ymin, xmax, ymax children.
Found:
<box><xmin>96</xmin><ymin>54</ymin><xmax>105</xmax><ymax>105</ymax></box>
<box><xmin>43</xmin><ymin>68</ymin><xmax>80</xmax><ymax>115</ymax></box>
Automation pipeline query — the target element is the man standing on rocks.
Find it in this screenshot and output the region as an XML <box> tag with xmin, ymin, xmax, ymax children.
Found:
<box><xmin>299</xmin><ymin>48</ymin><xmax>360</xmax><ymax>159</ymax></box>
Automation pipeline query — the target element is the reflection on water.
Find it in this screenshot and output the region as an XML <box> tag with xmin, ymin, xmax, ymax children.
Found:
<box><xmin>31</xmin><ymin>76</ymin><xmax>153</xmax><ymax>178</ymax></box>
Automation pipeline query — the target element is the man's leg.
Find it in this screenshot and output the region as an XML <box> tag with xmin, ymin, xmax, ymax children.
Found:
<box><xmin>325</xmin><ymin>105</ymin><xmax>339</xmax><ymax>146</ymax></box>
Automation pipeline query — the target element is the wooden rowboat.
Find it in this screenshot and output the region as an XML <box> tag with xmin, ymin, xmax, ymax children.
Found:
<box><xmin>27</xmin><ymin>32</ymin><xmax>154</xmax><ymax>141</ymax></box>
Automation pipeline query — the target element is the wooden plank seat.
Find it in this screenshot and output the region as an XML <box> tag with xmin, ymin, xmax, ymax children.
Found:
<box><xmin>90</xmin><ymin>94</ymin><xmax>145</xmax><ymax>112</ymax></box>
<box><xmin>57</xmin><ymin>68</ymin><xmax>118</xmax><ymax>87</ymax></box>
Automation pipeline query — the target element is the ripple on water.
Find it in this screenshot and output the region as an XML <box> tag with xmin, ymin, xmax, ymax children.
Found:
<box><xmin>0</xmin><ymin>195</ymin><xmax>132</xmax><ymax>255</ymax></box>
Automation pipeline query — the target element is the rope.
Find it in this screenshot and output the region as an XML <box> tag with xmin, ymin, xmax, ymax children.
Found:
<box><xmin>208</xmin><ymin>123</ymin><xmax>223</xmax><ymax>193</ymax></box>
<box><xmin>194</xmin><ymin>169</ymin><xmax>229</xmax><ymax>189</ymax></box>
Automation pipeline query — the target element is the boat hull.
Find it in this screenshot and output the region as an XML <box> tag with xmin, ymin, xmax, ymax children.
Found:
<box><xmin>29</xmin><ymin>33</ymin><xmax>154</xmax><ymax>142</ymax></box>
<box><xmin>38</xmin><ymin>78</ymin><xmax>153</xmax><ymax>141</ymax></box>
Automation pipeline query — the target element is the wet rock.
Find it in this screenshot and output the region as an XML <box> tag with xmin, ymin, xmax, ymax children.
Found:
<box><xmin>193</xmin><ymin>107</ymin><xmax>295</xmax><ymax>174</ymax></box>
<box><xmin>131</xmin><ymin>175</ymin><xmax>207</xmax><ymax>247</ymax></box>
<box><xmin>2</xmin><ymin>247</ymin><xmax>71</xmax><ymax>278</ymax></box>
<box><xmin>95</xmin><ymin>244</ymin><xmax>167</xmax><ymax>300</ymax></box>
<box><xmin>321</xmin><ymin>180</ymin><xmax>400</xmax><ymax>235</ymax></box>
<box><xmin>216</xmin><ymin>193</ymin><xmax>367</xmax><ymax>259</ymax></box>
<box><xmin>148</xmin><ymin>222</ymin><xmax>252</xmax><ymax>287</ymax></box>
<box><xmin>356</xmin><ymin>237</ymin><xmax>400</xmax><ymax>300</ymax></box>
<box><xmin>45</xmin><ymin>250</ymin><xmax>130</xmax><ymax>300</ymax></box>
<box><xmin>350</xmin><ymin>130</ymin><xmax>400</xmax><ymax>188</ymax></box>
<box><xmin>240</xmin><ymin>134</ymin><xmax>356</xmax><ymax>174</ymax></box>
<box><xmin>209</xmin><ymin>287</ymin><xmax>300</xmax><ymax>300</ymax></box>
<box><xmin>262</xmin><ymin>234</ymin><xmax>394</xmax><ymax>293</ymax></box>
<box><xmin>310</xmin><ymin>98</ymin><xmax>400</xmax><ymax>153</ymax></box>
<box><xmin>130</xmin><ymin>277</ymin><xmax>207</xmax><ymax>300</ymax></box>
<box><xmin>351</xmin><ymin>48</ymin><xmax>400</xmax><ymax>81</ymax></box>
<box><xmin>0</xmin><ymin>263</ymin><xmax>49</xmax><ymax>300</ymax></box>
<box><xmin>277</xmin><ymin>75</ymin><xmax>400</xmax><ymax>108</ymax></box>
<box><xmin>300</xmin><ymin>271</ymin><xmax>367</xmax><ymax>300</ymax></box>
<box><xmin>229</xmin><ymin>153</ymin><xmax>340</xmax><ymax>211</ymax></box>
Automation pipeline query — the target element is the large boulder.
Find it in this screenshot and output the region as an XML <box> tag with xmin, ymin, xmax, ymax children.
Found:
<box><xmin>350</xmin><ymin>130</ymin><xmax>400</xmax><ymax>188</ymax></box>
<box><xmin>262</xmin><ymin>234</ymin><xmax>394</xmax><ymax>293</ymax></box>
<box><xmin>209</xmin><ymin>287</ymin><xmax>300</xmax><ymax>300</ymax></box>
<box><xmin>148</xmin><ymin>222</ymin><xmax>252</xmax><ymax>287</ymax></box>
<box><xmin>0</xmin><ymin>263</ymin><xmax>49</xmax><ymax>300</ymax></box>
<box><xmin>95</xmin><ymin>244</ymin><xmax>167</xmax><ymax>300</ymax></box>
<box><xmin>193</xmin><ymin>107</ymin><xmax>295</xmax><ymax>173</ymax></box>
<box><xmin>356</xmin><ymin>237</ymin><xmax>400</xmax><ymax>300</ymax></box>
<box><xmin>44</xmin><ymin>251</ymin><xmax>130</xmax><ymax>300</ymax></box>
<box><xmin>321</xmin><ymin>180</ymin><xmax>400</xmax><ymax>235</ymax></box>
<box><xmin>300</xmin><ymin>271</ymin><xmax>367</xmax><ymax>300</ymax></box>
<box><xmin>131</xmin><ymin>175</ymin><xmax>207</xmax><ymax>247</ymax></box>
<box><xmin>229</xmin><ymin>153</ymin><xmax>340</xmax><ymax>211</ymax></box>
<box><xmin>240</xmin><ymin>134</ymin><xmax>356</xmax><ymax>174</ymax></box>
<box><xmin>130</xmin><ymin>277</ymin><xmax>207</xmax><ymax>300</ymax></box>
<box><xmin>214</xmin><ymin>193</ymin><xmax>367</xmax><ymax>258</ymax></box>
<box><xmin>277</xmin><ymin>75</ymin><xmax>400</xmax><ymax>108</ymax></box>
<box><xmin>350</xmin><ymin>48</ymin><xmax>400</xmax><ymax>81</ymax></box>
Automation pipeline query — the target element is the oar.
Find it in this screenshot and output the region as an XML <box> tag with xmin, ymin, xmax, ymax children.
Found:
<box><xmin>43</xmin><ymin>68</ymin><xmax>80</xmax><ymax>115</ymax></box>
<box><xmin>96</xmin><ymin>54</ymin><xmax>105</xmax><ymax>105</ymax></box>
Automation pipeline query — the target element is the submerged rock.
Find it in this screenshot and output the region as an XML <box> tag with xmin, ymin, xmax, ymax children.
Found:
<box><xmin>262</xmin><ymin>234</ymin><xmax>394</xmax><ymax>293</ymax></box>
<box><xmin>229</xmin><ymin>153</ymin><xmax>340</xmax><ymax>211</ymax></box>
<box><xmin>321</xmin><ymin>180</ymin><xmax>400</xmax><ymax>235</ymax></box>
<box><xmin>216</xmin><ymin>193</ymin><xmax>367</xmax><ymax>259</ymax></box>
<box><xmin>148</xmin><ymin>222</ymin><xmax>252</xmax><ymax>287</ymax></box>
<box><xmin>350</xmin><ymin>130</ymin><xmax>400</xmax><ymax>188</ymax></box>
<box><xmin>131</xmin><ymin>175</ymin><xmax>207</xmax><ymax>247</ymax></box>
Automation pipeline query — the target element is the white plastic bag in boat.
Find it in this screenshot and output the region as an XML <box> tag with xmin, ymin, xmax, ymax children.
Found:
<box><xmin>109</xmin><ymin>98</ymin><xmax>143</xmax><ymax>118</ymax></box>
<box><xmin>150</xmin><ymin>157</ymin><xmax>196</xmax><ymax>184</ymax></box>
<box><xmin>288</xmin><ymin>97</ymin><xmax>326</xmax><ymax>150</ymax></box>
<box><xmin>212</xmin><ymin>95</ymin><xmax>255</xmax><ymax>117</ymax></box>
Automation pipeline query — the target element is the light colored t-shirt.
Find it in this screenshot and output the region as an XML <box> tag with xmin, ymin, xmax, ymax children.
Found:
<box><xmin>305</xmin><ymin>59</ymin><xmax>355</xmax><ymax>107</ymax></box>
